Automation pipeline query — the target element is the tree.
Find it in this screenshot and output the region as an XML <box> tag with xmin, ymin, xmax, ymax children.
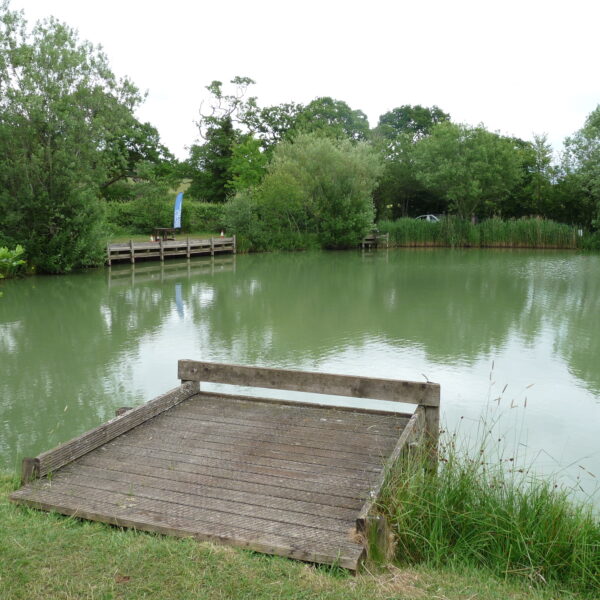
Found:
<box><xmin>186</xmin><ymin>117</ymin><xmax>236</xmax><ymax>202</ymax></box>
<box><xmin>376</xmin><ymin>105</ymin><xmax>450</xmax><ymax>143</ymax></box>
<box><xmin>294</xmin><ymin>97</ymin><xmax>370</xmax><ymax>141</ymax></box>
<box><xmin>257</xmin><ymin>133</ymin><xmax>383</xmax><ymax>247</ymax></box>
<box><xmin>413</xmin><ymin>122</ymin><xmax>524</xmax><ymax>220</ymax></box>
<box><xmin>564</xmin><ymin>105</ymin><xmax>600</xmax><ymax>227</ymax></box>
<box><xmin>226</xmin><ymin>135</ymin><xmax>268</xmax><ymax>193</ymax></box>
<box><xmin>0</xmin><ymin>4</ymin><xmax>146</xmax><ymax>272</ymax></box>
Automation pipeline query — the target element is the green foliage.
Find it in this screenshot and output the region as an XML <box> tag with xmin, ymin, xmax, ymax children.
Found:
<box><xmin>413</xmin><ymin>123</ymin><xmax>524</xmax><ymax>220</ymax></box>
<box><xmin>257</xmin><ymin>133</ymin><xmax>382</xmax><ymax>249</ymax></box>
<box><xmin>226</xmin><ymin>135</ymin><xmax>268</xmax><ymax>192</ymax></box>
<box><xmin>186</xmin><ymin>117</ymin><xmax>236</xmax><ymax>203</ymax></box>
<box><xmin>378</xmin><ymin>218</ymin><xmax>580</xmax><ymax>249</ymax></box>
<box><xmin>181</xmin><ymin>201</ymin><xmax>225</xmax><ymax>233</ymax></box>
<box><xmin>380</xmin><ymin>437</ymin><xmax>600</xmax><ymax>594</ymax></box>
<box><xmin>0</xmin><ymin>244</ymin><xmax>26</xmax><ymax>278</ymax></box>
<box><xmin>376</xmin><ymin>104</ymin><xmax>450</xmax><ymax>142</ymax></box>
<box><xmin>294</xmin><ymin>97</ymin><xmax>370</xmax><ymax>141</ymax></box>
<box><xmin>0</xmin><ymin>4</ymin><xmax>149</xmax><ymax>272</ymax></box>
<box><xmin>564</xmin><ymin>105</ymin><xmax>600</xmax><ymax>227</ymax></box>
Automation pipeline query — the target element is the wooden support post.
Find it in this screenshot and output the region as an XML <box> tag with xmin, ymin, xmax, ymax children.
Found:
<box><xmin>424</xmin><ymin>391</ymin><xmax>440</xmax><ymax>472</ymax></box>
<box><xmin>159</xmin><ymin>238</ymin><xmax>164</xmax><ymax>261</ymax></box>
<box><xmin>129</xmin><ymin>239</ymin><xmax>135</xmax><ymax>264</ymax></box>
<box><xmin>106</xmin><ymin>243</ymin><xmax>111</xmax><ymax>266</ymax></box>
<box><xmin>186</xmin><ymin>237</ymin><xmax>190</xmax><ymax>259</ymax></box>
<box><xmin>355</xmin><ymin>514</ymin><xmax>393</xmax><ymax>564</ymax></box>
<box><xmin>233</xmin><ymin>235</ymin><xmax>237</xmax><ymax>254</ymax></box>
<box><xmin>210</xmin><ymin>237</ymin><xmax>215</xmax><ymax>256</ymax></box>
<box><xmin>21</xmin><ymin>457</ymin><xmax>40</xmax><ymax>485</ymax></box>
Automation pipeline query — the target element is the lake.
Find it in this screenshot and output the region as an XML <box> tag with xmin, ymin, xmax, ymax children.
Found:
<box><xmin>1</xmin><ymin>249</ymin><xmax>598</xmax><ymax>503</ymax></box>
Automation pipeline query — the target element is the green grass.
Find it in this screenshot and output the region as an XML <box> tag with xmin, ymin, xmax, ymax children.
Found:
<box><xmin>0</xmin><ymin>474</ymin><xmax>595</xmax><ymax>600</ymax></box>
<box><xmin>378</xmin><ymin>217</ymin><xmax>581</xmax><ymax>249</ymax></box>
<box><xmin>379</xmin><ymin>438</ymin><xmax>600</xmax><ymax>596</ymax></box>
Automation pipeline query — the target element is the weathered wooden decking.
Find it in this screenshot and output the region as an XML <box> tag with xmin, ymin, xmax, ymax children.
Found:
<box><xmin>10</xmin><ymin>361</ymin><xmax>439</xmax><ymax>570</ymax></box>
<box><xmin>107</xmin><ymin>236</ymin><xmax>236</xmax><ymax>265</ymax></box>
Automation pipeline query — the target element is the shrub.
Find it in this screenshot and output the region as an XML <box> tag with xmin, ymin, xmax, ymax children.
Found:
<box><xmin>0</xmin><ymin>245</ymin><xmax>26</xmax><ymax>278</ymax></box>
<box><xmin>222</xmin><ymin>133</ymin><xmax>382</xmax><ymax>251</ymax></box>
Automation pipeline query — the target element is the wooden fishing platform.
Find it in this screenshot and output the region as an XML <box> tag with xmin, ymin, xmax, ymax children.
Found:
<box><xmin>10</xmin><ymin>361</ymin><xmax>440</xmax><ymax>571</ymax></box>
<box><xmin>107</xmin><ymin>236</ymin><xmax>236</xmax><ymax>265</ymax></box>
<box><xmin>361</xmin><ymin>231</ymin><xmax>389</xmax><ymax>250</ymax></box>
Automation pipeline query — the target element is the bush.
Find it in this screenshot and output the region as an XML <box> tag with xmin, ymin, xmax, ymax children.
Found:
<box><xmin>0</xmin><ymin>245</ymin><xmax>26</xmax><ymax>278</ymax></box>
<box><xmin>224</xmin><ymin>133</ymin><xmax>382</xmax><ymax>250</ymax></box>
<box><xmin>181</xmin><ymin>201</ymin><xmax>225</xmax><ymax>233</ymax></box>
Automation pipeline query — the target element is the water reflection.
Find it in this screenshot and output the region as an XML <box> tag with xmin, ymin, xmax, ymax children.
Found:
<box><xmin>0</xmin><ymin>250</ymin><xmax>598</xmax><ymax>500</ymax></box>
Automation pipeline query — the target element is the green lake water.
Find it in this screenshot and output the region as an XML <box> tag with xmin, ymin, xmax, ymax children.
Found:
<box><xmin>1</xmin><ymin>249</ymin><xmax>599</xmax><ymax>502</ymax></box>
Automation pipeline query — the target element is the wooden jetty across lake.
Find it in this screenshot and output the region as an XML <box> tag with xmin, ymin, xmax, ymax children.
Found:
<box><xmin>10</xmin><ymin>361</ymin><xmax>440</xmax><ymax>571</ymax></box>
<box><xmin>107</xmin><ymin>236</ymin><xmax>236</xmax><ymax>265</ymax></box>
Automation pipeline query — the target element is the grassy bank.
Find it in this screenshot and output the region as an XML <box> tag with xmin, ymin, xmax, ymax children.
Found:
<box><xmin>1</xmin><ymin>471</ymin><xmax>596</xmax><ymax>599</ymax></box>
<box><xmin>379</xmin><ymin>439</ymin><xmax>600</xmax><ymax>597</ymax></box>
<box><xmin>378</xmin><ymin>217</ymin><xmax>582</xmax><ymax>249</ymax></box>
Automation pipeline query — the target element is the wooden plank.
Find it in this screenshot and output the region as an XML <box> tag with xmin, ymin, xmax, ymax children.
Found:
<box><xmin>84</xmin><ymin>444</ymin><xmax>367</xmax><ymax>501</ymax></box>
<box><xmin>157</xmin><ymin>410</ymin><xmax>399</xmax><ymax>447</ymax></box>
<box><xmin>109</xmin><ymin>433</ymin><xmax>382</xmax><ymax>483</ymax></box>
<box><xmin>75</xmin><ymin>453</ymin><xmax>364</xmax><ymax>510</ymax></box>
<box><xmin>178</xmin><ymin>361</ymin><xmax>440</xmax><ymax>406</ymax></box>
<box><xmin>10</xmin><ymin>488</ymin><xmax>364</xmax><ymax>569</ymax></box>
<box><xmin>116</xmin><ymin>427</ymin><xmax>384</xmax><ymax>477</ymax></box>
<box><xmin>23</xmin><ymin>382</ymin><xmax>199</xmax><ymax>481</ymax></box>
<box><xmin>190</xmin><ymin>390</ymin><xmax>413</xmax><ymax>418</ymax></box>
<box><xmin>122</xmin><ymin>414</ymin><xmax>397</xmax><ymax>460</ymax></box>
<box><xmin>52</xmin><ymin>467</ymin><xmax>356</xmax><ymax>534</ymax></box>
<box><xmin>356</xmin><ymin>406</ymin><xmax>425</xmax><ymax>529</ymax></box>
<box><xmin>108</xmin><ymin>440</ymin><xmax>375</xmax><ymax>492</ymax></box>
<box><xmin>12</xmin><ymin>482</ymin><xmax>359</xmax><ymax>551</ymax></box>
<box><xmin>150</xmin><ymin>414</ymin><xmax>394</xmax><ymax>466</ymax></box>
<box><xmin>172</xmin><ymin>400</ymin><xmax>408</xmax><ymax>435</ymax></box>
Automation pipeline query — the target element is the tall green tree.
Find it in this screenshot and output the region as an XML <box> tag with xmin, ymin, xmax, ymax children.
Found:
<box><xmin>564</xmin><ymin>105</ymin><xmax>600</xmax><ymax>227</ymax></box>
<box><xmin>376</xmin><ymin>105</ymin><xmax>450</xmax><ymax>143</ymax></box>
<box><xmin>186</xmin><ymin>117</ymin><xmax>237</xmax><ymax>203</ymax></box>
<box><xmin>257</xmin><ymin>133</ymin><xmax>382</xmax><ymax>247</ymax></box>
<box><xmin>226</xmin><ymin>135</ymin><xmax>268</xmax><ymax>193</ymax></box>
<box><xmin>0</xmin><ymin>3</ymin><xmax>146</xmax><ymax>272</ymax></box>
<box><xmin>413</xmin><ymin>122</ymin><xmax>523</xmax><ymax>219</ymax></box>
<box><xmin>294</xmin><ymin>97</ymin><xmax>370</xmax><ymax>141</ymax></box>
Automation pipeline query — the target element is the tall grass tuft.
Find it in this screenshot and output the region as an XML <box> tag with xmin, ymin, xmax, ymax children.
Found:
<box><xmin>378</xmin><ymin>217</ymin><xmax>581</xmax><ymax>249</ymax></box>
<box><xmin>379</xmin><ymin>433</ymin><xmax>600</xmax><ymax>594</ymax></box>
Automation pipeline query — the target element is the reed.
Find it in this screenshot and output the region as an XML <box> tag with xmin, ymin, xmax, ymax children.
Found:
<box><xmin>379</xmin><ymin>431</ymin><xmax>600</xmax><ymax>594</ymax></box>
<box><xmin>378</xmin><ymin>218</ymin><xmax>581</xmax><ymax>249</ymax></box>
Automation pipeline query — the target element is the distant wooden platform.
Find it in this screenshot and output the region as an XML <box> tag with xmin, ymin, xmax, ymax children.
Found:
<box><xmin>107</xmin><ymin>237</ymin><xmax>236</xmax><ymax>265</ymax></box>
<box><xmin>10</xmin><ymin>361</ymin><xmax>439</xmax><ymax>571</ymax></box>
<box><xmin>361</xmin><ymin>232</ymin><xmax>389</xmax><ymax>249</ymax></box>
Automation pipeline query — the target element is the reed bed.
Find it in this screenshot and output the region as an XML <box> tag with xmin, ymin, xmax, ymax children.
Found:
<box><xmin>378</xmin><ymin>218</ymin><xmax>581</xmax><ymax>249</ymax></box>
<box><xmin>379</xmin><ymin>434</ymin><xmax>600</xmax><ymax>595</ymax></box>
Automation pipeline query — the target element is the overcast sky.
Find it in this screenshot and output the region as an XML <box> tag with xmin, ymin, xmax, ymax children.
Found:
<box><xmin>10</xmin><ymin>0</ymin><xmax>600</xmax><ymax>160</ymax></box>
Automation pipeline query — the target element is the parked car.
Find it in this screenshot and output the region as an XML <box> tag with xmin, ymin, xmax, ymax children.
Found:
<box><xmin>415</xmin><ymin>214</ymin><xmax>440</xmax><ymax>222</ymax></box>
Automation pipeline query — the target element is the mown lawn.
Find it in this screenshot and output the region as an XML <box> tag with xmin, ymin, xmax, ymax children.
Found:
<box><xmin>0</xmin><ymin>476</ymin><xmax>588</xmax><ymax>600</ymax></box>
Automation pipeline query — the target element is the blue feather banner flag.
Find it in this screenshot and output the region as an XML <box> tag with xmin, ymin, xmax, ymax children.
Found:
<box><xmin>173</xmin><ymin>192</ymin><xmax>183</xmax><ymax>229</ymax></box>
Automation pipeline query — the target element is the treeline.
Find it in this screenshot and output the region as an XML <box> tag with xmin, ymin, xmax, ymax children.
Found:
<box><xmin>1</xmin><ymin>4</ymin><xmax>599</xmax><ymax>272</ymax></box>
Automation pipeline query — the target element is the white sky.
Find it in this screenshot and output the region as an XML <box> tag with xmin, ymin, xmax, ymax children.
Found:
<box><xmin>10</xmin><ymin>0</ymin><xmax>600</xmax><ymax>160</ymax></box>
